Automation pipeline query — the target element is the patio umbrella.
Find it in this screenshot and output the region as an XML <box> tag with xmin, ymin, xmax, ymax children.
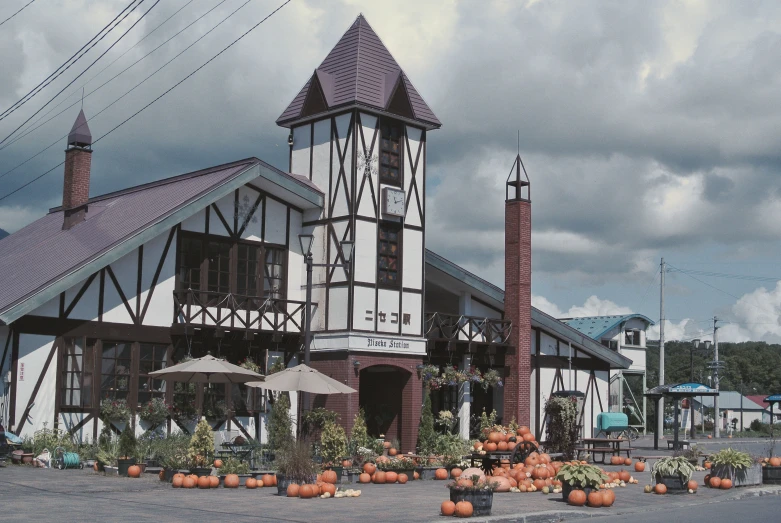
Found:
<box><xmin>245</xmin><ymin>364</ymin><xmax>355</xmax><ymax>394</ymax></box>
<box><xmin>149</xmin><ymin>354</ymin><xmax>264</xmax><ymax>383</ymax></box>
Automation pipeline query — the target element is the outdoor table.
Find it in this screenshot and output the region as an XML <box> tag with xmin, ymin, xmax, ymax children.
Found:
<box><xmin>578</xmin><ymin>438</ymin><xmax>630</xmax><ymax>463</ymax></box>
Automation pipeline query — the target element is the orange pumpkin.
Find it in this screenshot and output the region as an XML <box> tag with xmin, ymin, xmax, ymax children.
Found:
<box><xmin>655</xmin><ymin>483</ymin><xmax>667</xmax><ymax>494</ymax></box>
<box><xmin>214</xmin><ymin>459</ymin><xmax>223</xmax><ymax>469</ymax></box>
<box><xmin>188</xmin><ymin>474</ymin><xmax>198</xmax><ymax>483</ymax></box>
<box><xmin>522</xmin><ymin>433</ymin><xmax>536</xmax><ymax>442</ymax></box>
<box><xmin>299</xmin><ymin>484</ymin><xmax>314</xmax><ymax>499</ymax></box>
<box><xmin>709</xmin><ymin>476</ymin><xmax>721</xmax><ymax>489</ymax></box>
<box><xmin>359</xmin><ymin>473</ymin><xmax>371</xmax><ymax>483</ymax></box>
<box><xmin>127</xmin><ymin>465</ymin><xmax>142</xmax><ymax>478</ymax></box>
<box><xmin>383</xmin><ymin>441</ymin><xmax>392</xmax><ymax>449</ymax></box>
<box><xmin>624</xmin><ymin>458</ymin><xmax>632</xmax><ymax>466</ymax></box>
<box><xmin>488</xmin><ymin>431</ymin><xmax>502</xmax><ymax>443</ymax></box>
<box><xmin>363</xmin><ymin>463</ymin><xmax>376</xmax><ymax>475</ymax></box>
<box><xmin>209</xmin><ymin>476</ymin><xmax>219</xmax><ymax>488</ymax></box>
<box><xmin>454</xmin><ymin>501</ymin><xmax>474</xmax><ymax>518</ymax></box>
<box><xmin>618</xmin><ymin>470</ymin><xmax>631</xmax><ymax>482</ymax></box>
<box><xmin>441</xmin><ymin>500</ymin><xmax>456</xmax><ymax>516</ymax></box>
<box><xmin>601</xmin><ymin>489</ymin><xmax>615</xmax><ymax>507</ymax></box>
<box><xmin>704</xmin><ymin>461</ymin><xmax>712</xmax><ymax>469</ymax></box>
<box><xmin>246</xmin><ymin>478</ymin><xmax>258</xmax><ymax>489</ymax></box>
<box><xmin>451</xmin><ymin>467</ymin><xmax>463</xmax><ymax>479</ymax></box>
<box><xmin>287</xmin><ymin>483</ymin><xmax>300</xmax><ymax>497</ymax></box>
<box><xmin>518</xmin><ymin>425</ymin><xmax>531</xmax><ymax>436</ymax></box>
<box><xmin>389</xmin><ymin>448</ymin><xmax>398</xmax><ymax>456</ymax></box>
<box><xmin>770</xmin><ymin>457</ymin><xmax>781</xmax><ymax>467</ymax></box>
<box><xmin>197</xmin><ymin>476</ymin><xmax>211</xmax><ymax>489</ymax></box>
<box><xmin>321</xmin><ymin>483</ymin><xmax>336</xmax><ymax>496</ymax></box>
<box><xmin>413</xmin><ymin>471</ymin><xmax>420</xmax><ymax>480</ymax></box>
<box><xmin>568</xmin><ymin>489</ymin><xmax>587</xmax><ymax>506</ymax></box>
<box><xmin>687</xmin><ymin>480</ymin><xmax>698</xmax><ymax>491</ymax></box>
<box><xmin>93</xmin><ymin>462</ymin><xmax>99</xmax><ymax>472</ymax></box>
<box><xmin>524</xmin><ymin>454</ymin><xmax>539</xmax><ymax>467</ymax></box>
<box><xmin>635</xmin><ymin>461</ymin><xmax>645</xmax><ymax>472</ymax></box>
<box><xmin>484</xmin><ymin>442</ymin><xmax>498</xmax><ymax>452</ymax></box>
<box><xmin>172</xmin><ymin>476</ymin><xmax>184</xmax><ymax>488</ymax></box>
<box><xmin>720</xmin><ymin>478</ymin><xmax>732</xmax><ymax>489</ymax></box>
<box><xmin>398</xmin><ymin>473</ymin><xmax>408</xmax><ymax>484</ymax></box>
<box><xmin>223</xmin><ymin>474</ymin><xmax>240</xmax><ymax>488</ymax></box>
<box><xmin>459</xmin><ymin>467</ymin><xmax>486</xmax><ymax>482</ymax></box>
<box><xmin>489</xmin><ymin>476</ymin><xmax>512</xmax><ymax>492</ymax></box>
<box><xmin>497</xmin><ymin>441</ymin><xmax>509</xmax><ymax>451</ymax></box>
<box><xmin>373</xmin><ymin>470</ymin><xmax>387</xmax><ymax>484</ymax></box>
<box><xmin>310</xmin><ymin>483</ymin><xmax>321</xmax><ymax>495</ymax></box>
<box><xmin>342</xmin><ymin>459</ymin><xmax>353</xmax><ymax>468</ymax></box>
<box><xmin>182</xmin><ymin>477</ymin><xmax>196</xmax><ymax>489</ymax></box>
<box><xmin>587</xmin><ymin>490</ymin><xmax>603</xmax><ymax>507</ymax></box>
<box><xmin>434</xmin><ymin>468</ymin><xmax>448</xmax><ymax>480</ymax></box>
<box><xmin>533</xmin><ymin>478</ymin><xmax>546</xmax><ymax>491</ymax></box>
<box><xmin>322</xmin><ymin>470</ymin><xmax>338</xmax><ymax>484</ymax></box>
<box><xmin>262</xmin><ymin>474</ymin><xmax>275</xmax><ymax>487</ymax></box>
<box><xmin>506</xmin><ymin>441</ymin><xmax>517</xmax><ymax>451</ymax></box>
<box><xmin>158</xmin><ymin>470</ymin><xmax>165</xmax><ymax>481</ymax></box>
<box><xmin>385</xmin><ymin>471</ymin><xmax>398</xmax><ymax>483</ymax></box>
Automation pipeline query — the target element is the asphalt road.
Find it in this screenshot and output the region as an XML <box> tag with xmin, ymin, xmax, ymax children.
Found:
<box><xmin>566</xmin><ymin>495</ymin><xmax>781</xmax><ymax>523</ymax></box>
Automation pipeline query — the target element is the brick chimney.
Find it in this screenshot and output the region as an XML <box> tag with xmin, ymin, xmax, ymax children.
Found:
<box><xmin>504</xmin><ymin>154</ymin><xmax>532</xmax><ymax>428</ymax></box>
<box><xmin>62</xmin><ymin>109</ymin><xmax>92</xmax><ymax>230</ymax></box>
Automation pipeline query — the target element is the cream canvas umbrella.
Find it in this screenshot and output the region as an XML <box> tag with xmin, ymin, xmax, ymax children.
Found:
<box><xmin>149</xmin><ymin>354</ymin><xmax>264</xmax><ymax>383</ymax></box>
<box><xmin>245</xmin><ymin>364</ymin><xmax>355</xmax><ymax>394</ymax></box>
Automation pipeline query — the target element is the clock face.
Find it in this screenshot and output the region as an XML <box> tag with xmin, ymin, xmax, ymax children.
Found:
<box><xmin>383</xmin><ymin>187</ymin><xmax>405</xmax><ymax>217</ymax></box>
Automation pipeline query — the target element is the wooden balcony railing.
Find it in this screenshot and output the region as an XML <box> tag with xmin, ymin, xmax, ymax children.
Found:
<box><xmin>424</xmin><ymin>312</ymin><xmax>512</xmax><ymax>345</ymax></box>
<box><xmin>173</xmin><ymin>289</ymin><xmax>309</xmax><ymax>334</ymax></box>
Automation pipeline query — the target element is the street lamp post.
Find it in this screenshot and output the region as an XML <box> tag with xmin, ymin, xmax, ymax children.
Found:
<box><xmin>298</xmin><ymin>234</ymin><xmax>353</xmax><ymax>414</ymax></box>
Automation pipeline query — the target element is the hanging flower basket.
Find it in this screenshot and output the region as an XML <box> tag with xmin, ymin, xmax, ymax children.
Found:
<box><xmin>100</xmin><ymin>398</ymin><xmax>131</xmax><ymax>423</ymax></box>
<box><xmin>138</xmin><ymin>398</ymin><xmax>172</xmax><ymax>426</ymax></box>
<box><xmin>421</xmin><ymin>365</ymin><xmax>503</xmax><ymax>391</ymax></box>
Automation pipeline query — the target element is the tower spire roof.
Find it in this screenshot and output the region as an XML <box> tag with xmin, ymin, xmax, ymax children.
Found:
<box><xmin>68</xmin><ymin>109</ymin><xmax>92</xmax><ymax>148</ymax></box>
<box><xmin>277</xmin><ymin>15</ymin><xmax>440</xmax><ymax>129</ymax></box>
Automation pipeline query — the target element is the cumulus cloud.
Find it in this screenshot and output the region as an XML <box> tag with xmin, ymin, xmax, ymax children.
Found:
<box><xmin>533</xmin><ymin>294</ymin><xmax>633</xmax><ymax>319</ymax></box>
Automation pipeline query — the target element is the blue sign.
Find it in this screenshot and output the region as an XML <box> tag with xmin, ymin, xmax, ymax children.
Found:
<box><xmin>668</xmin><ymin>382</ymin><xmax>716</xmax><ymax>394</ymax></box>
<box><xmin>765</xmin><ymin>394</ymin><xmax>781</xmax><ymax>403</ymax></box>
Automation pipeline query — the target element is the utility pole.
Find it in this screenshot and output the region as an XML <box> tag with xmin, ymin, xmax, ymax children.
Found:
<box><xmin>713</xmin><ymin>316</ymin><xmax>720</xmax><ymax>438</ymax></box>
<box><xmin>658</xmin><ymin>258</ymin><xmax>666</xmax><ymax>440</ymax></box>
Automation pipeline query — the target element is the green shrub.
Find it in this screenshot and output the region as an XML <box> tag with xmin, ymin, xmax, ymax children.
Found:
<box><xmin>118</xmin><ymin>425</ymin><xmax>137</xmax><ymax>459</ymax></box>
<box><xmin>320</xmin><ymin>421</ymin><xmax>348</xmax><ymax>465</ymax></box>
<box><xmin>269</xmin><ymin>393</ymin><xmax>293</xmax><ymax>452</ymax></box>
<box><xmin>188</xmin><ymin>417</ymin><xmax>214</xmax><ymax>467</ymax></box>
<box><xmin>417</xmin><ymin>389</ymin><xmax>436</xmax><ymax>455</ymax></box>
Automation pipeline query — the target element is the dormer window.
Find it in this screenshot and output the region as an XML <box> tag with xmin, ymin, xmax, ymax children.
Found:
<box><xmin>624</xmin><ymin>330</ymin><xmax>641</xmax><ymax>346</ymax></box>
<box><xmin>380</xmin><ymin>120</ymin><xmax>401</xmax><ymax>186</ymax></box>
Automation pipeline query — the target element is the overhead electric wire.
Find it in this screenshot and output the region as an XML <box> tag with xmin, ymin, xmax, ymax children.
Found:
<box><xmin>0</xmin><ymin>0</ymin><xmax>143</xmax><ymax>121</ymax></box>
<box><xmin>1</xmin><ymin>0</ymin><xmax>227</xmax><ymax>154</ymax></box>
<box><xmin>669</xmin><ymin>267</ymin><xmax>781</xmax><ymax>284</ymax></box>
<box><xmin>0</xmin><ymin>0</ymin><xmax>161</xmax><ymax>147</ymax></box>
<box><xmin>0</xmin><ymin>0</ymin><xmax>36</xmax><ymax>28</ymax></box>
<box><xmin>0</xmin><ymin>0</ymin><xmax>252</xmax><ymax>181</ymax></box>
<box><xmin>0</xmin><ymin>0</ymin><xmax>292</xmax><ymax>204</ymax></box>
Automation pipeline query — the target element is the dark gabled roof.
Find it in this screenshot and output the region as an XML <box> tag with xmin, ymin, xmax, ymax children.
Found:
<box><xmin>277</xmin><ymin>15</ymin><xmax>441</xmax><ymax>129</ymax></box>
<box><xmin>0</xmin><ymin>158</ymin><xmax>324</xmax><ymax>325</ymax></box>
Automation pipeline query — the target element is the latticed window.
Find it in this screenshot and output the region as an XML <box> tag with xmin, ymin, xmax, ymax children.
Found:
<box><xmin>207</xmin><ymin>241</ymin><xmax>231</xmax><ymax>294</ymax></box>
<box><xmin>380</xmin><ymin>120</ymin><xmax>401</xmax><ymax>185</ymax></box>
<box><xmin>137</xmin><ymin>344</ymin><xmax>167</xmax><ymax>405</ymax></box>
<box><xmin>378</xmin><ymin>225</ymin><xmax>400</xmax><ymax>286</ymax></box>
<box><xmin>264</xmin><ymin>247</ymin><xmax>285</xmax><ymax>299</ymax></box>
<box><xmin>237</xmin><ymin>243</ymin><xmax>259</xmax><ymax>296</ymax></box>
<box><xmin>179</xmin><ymin>236</ymin><xmax>203</xmax><ymax>290</ymax></box>
<box><xmin>101</xmin><ymin>341</ymin><xmax>132</xmax><ymax>400</ymax></box>
<box><xmin>61</xmin><ymin>338</ymin><xmax>93</xmax><ymax>408</ymax></box>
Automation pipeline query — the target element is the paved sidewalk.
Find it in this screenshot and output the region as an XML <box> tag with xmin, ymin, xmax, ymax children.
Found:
<box><xmin>0</xmin><ymin>463</ymin><xmax>778</xmax><ymax>523</ymax></box>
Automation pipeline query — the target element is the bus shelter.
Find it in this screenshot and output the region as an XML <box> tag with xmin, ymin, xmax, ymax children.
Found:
<box><xmin>645</xmin><ymin>382</ymin><xmax>718</xmax><ymax>450</ymax></box>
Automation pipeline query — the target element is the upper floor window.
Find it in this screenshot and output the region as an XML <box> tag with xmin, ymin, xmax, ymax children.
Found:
<box><xmin>380</xmin><ymin>120</ymin><xmax>401</xmax><ymax>186</ymax></box>
<box><xmin>378</xmin><ymin>225</ymin><xmax>400</xmax><ymax>286</ymax></box>
<box><xmin>624</xmin><ymin>330</ymin><xmax>642</xmax><ymax>346</ymax></box>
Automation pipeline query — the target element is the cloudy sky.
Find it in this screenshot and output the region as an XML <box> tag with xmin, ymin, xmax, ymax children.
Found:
<box><xmin>1</xmin><ymin>0</ymin><xmax>780</xmax><ymax>343</ymax></box>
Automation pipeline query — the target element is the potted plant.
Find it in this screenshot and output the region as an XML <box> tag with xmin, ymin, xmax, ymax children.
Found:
<box><xmin>448</xmin><ymin>476</ymin><xmax>497</xmax><ymax>516</ymax></box>
<box><xmin>378</xmin><ymin>456</ymin><xmax>417</xmax><ymax>478</ymax></box>
<box><xmin>711</xmin><ymin>448</ymin><xmax>761</xmax><ymax>487</ymax></box>
<box><xmin>100</xmin><ymin>398</ymin><xmax>131</xmax><ymax>426</ymax></box>
<box><xmin>117</xmin><ymin>425</ymin><xmax>137</xmax><ymax>476</ymax></box>
<box><xmin>275</xmin><ymin>441</ymin><xmax>319</xmax><ymax>495</ymax></box>
<box><xmin>555</xmin><ymin>463</ymin><xmax>609</xmax><ymax>500</ymax></box>
<box><xmin>651</xmin><ymin>456</ymin><xmax>696</xmax><ymax>492</ymax></box>
<box><xmin>96</xmin><ymin>439</ymin><xmax>119</xmax><ymax>475</ymax></box>
<box><xmin>320</xmin><ymin>420</ymin><xmax>347</xmax><ymax>480</ymax></box>
<box><xmin>219</xmin><ymin>457</ymin><xmax>251</xmax><ymax>486</ymax></box>
<box><xmin>138</xmin><ymin>398</ymin><xmax>171</xmax><ymax>429</ymax></box>
<box><xmin>674</xmin><ymin>444</ymin><xmax>703</xmax><ymax>466</ymax></box>
<box><xmin>188</xmin><ymin>417</ymin><xmax>214</xmax><ymax>476</ymax></box>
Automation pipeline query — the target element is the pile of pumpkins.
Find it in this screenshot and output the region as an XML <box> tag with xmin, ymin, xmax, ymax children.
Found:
<box><xmin>358</xmin><ymin>462</ymin><xmax>414</xmax><ymax>484</ymax></box>
<box><xmin>761</xmin><ymin>457</ymin><xmax>781</xmax><ymax>467</ymax></box>
<box><xmin>440</xmin><ymin>500</ymin><xmax>474</xmax><ymax>518</ymax></box>
<box><xmin>600</xmin><ymin>469</ymin><xmax>639</xmax><ymax>488</ymax></box>
<box><xmin>286</xmin><ymin>469</ymin><xmax>361</xmax><ymax>498</ymax></box>
<box><xmin>566</xmin><ymin>488</ymin><xmax>616</xmax><ymax>508</ymax></box>
<box><xmin>168</xmin><ymin>471</ymin><xmax>277</xmax><ymax>489</ymax></box>
<box><xmin>703</xmin><ymin>475</ymin><xmax>732</xmax><ymax>489</ymax></box>
<box><xmin>643</xmin><ymin>480</ymin><xmax>699</xmax><ymax>494</ymax></box>
<box><xmin>473</xmin><ymin>425</ymin><xmax>536</xmax><ymax>455</ymax></box>
<box><xmin>450</xmin><ymin>451</ymin><xmax>563</xmax><ymax>493</ymax></box>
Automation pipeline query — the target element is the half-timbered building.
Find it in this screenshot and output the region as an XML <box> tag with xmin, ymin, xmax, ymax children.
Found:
<box><xmin>0</xmin><ymin>15</ymin><xmax>632</xmax><ymax>449</ymax></box>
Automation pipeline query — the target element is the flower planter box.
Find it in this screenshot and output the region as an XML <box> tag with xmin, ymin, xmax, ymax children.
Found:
<box><xmin>450</xmin><ymin>489</ymin><xmax>493</xmax><ymax>517</ymax></box>
<box><xmin>416</xmin><ymin>466</ymin><xmax>441</xmax><ymax>480</ymax></box>
<box><xmin>712</xmin><ymin>464</ymin><xmax>762</xmax><ymax>487</ymax></box>
<box><xmin>561</xmin><ymin>484</ymin><xmax>595</xmax><ymax>501</ymax></box>
<box><xmin>343</xmin><ymin>469</ymin><xmax>362</xmax><ymax>484</ymax></box>
<box><xmin>654</xmin><ymin>474</ymin><xmax>689</xmax><ymax>494</ymax></box>
<box><xmin>762</xmin><ymin>466</ymin><xmax>781</xmax><ymax>485</ymax></box>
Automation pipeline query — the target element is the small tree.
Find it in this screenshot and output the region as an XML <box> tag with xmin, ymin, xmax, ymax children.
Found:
<box><xmin>188</xmin><ymin>417</ymin><xmax>214</xmax><ymax>467</ymax></box>
<box><xmin>118</xmin><ymin>424</ymin><xmax>137</xmax><ymax>459</ymax></box>
<box><xmin>417</xmin><ymin>388</ymin><xmax>437</xmax><ymax>455</ymax></box>
<box><xmin>320</xmin><ymin>421</ymin><xmax>348</xmax><ymax>466</ymax></box>
<box><xmin>350</xmin><ymin>408</ymin><xmax>370</xmax><ymax>451</ymax></box>
<box><xmin>544</xmin><ymin>395</ymin><xmax>578</xmax><ymax>459</ymax></box>
<box><xmin>269</xmin><ymin>393</ymin><xmax>293</xmax><ymax>452</ymax></box>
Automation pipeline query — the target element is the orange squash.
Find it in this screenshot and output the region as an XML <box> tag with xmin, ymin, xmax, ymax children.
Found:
<box><xmin>587</xmin><ymin>490</ymin><xmax>603</xmax><ymax>507</ymax></box>
<box><xmin>497</xmin><ymin>441</ymin><xmax>509</xmax><ymax>451</ymax></box>
<box><xmin>359</xmin><ymin>473</ymin><xmax>371</xmax><ymax>483</ymax></box>
<box><xmin>158</xmin><ymin>470</ymin><xmax>165</xmax><ymax>481</ymax></box>
<box><xmin>618</xmin><ymin>470</ymin><xmax>631</xmax><ymax>482</ymax></box>
<box><xmin>568</xmin><ymin>489</ymin><xmax>587</xmax><ymax>506</ymax></box>
<box><xmin>624</xmin><ymin>458</ymin><xmax>632</xmax><ymax>466</ymax></box>
<box><xmin>720</xmin><ymin>478</ymin><xmax>732</xmax><ymax>489</ymax></box>
<box><xmin>287</xmin><ymin>483</ymin><xmax>300</xmax><ymax>497</ymax></box>
<box><xmin>434</xmin><ymin>468</ymin><xmax>448</xmax><ymax>480</ymax></box>
<box><xmin>322</xmin><ymin>470</ymin><xmax>338</xmax><ymax>484</ymax></box>
<box><xmin>687</xmin><ymin>480</ymin><xmax>698</xmax><ymax>491</ymax></box>
<box><xmin>459</xmin><ymin>467</ymin><xmax>486</xmax><ymax>482</ymax></box>
<box><xmin>413</xmin><ymin>471</ymin><xmax>420</xmax><ymax>480</ymax></box>
<box><xmin>385</xmin><ymin>471</ymin><xmax>398</xmax><ymax>483</ymax></box>
<box><xmin>635</xmin><ymin>461</ymin><xmax>645</xmax><ymax>472</ymax></box>
<box><xmin>321</xmin><ymin>483</ymin><xmax>336</xmax><ymax>496</ymax></box>
<box><xmin>398</xmin><ymin>473</ymin><xmax>408</xmax><ymax>484</ymax></box>
<box><xmin>197</xmin><ymin>476</ymin><xmax>211</xmax><ymax>489</ymax></box>
<box><xmin>172</xmin><ymin>476</ymin><xmax>184</xmax><ymax>488</ymax></box>
<box><xmin>373</xmin><ymin>470</ymin><xmax>387</xmax><ymax>484</ymax></box>
<box><xmin>213</xmin><ymin>459</ymin><xmax>223</xmax><ymax>469</ymax></box>
<box><xmin>709</xmin><ymin>476</ymin><xmax>721</xmax><ymax>489</ymax></box>
<box><xmin>223</xmin><ymin>474</ymin><xmax>240</xmax><ymax>488</ymax></box>
<box><xmin>489</xmin><ymin>476</ymin><xmax>512</xmax><ymax>492</ymax></box>
<box><xmin>441</xmin><ymin>500</ymin><xmax>456</xmax><ymax>516</ymax></box>
<box><xmin>342</xmin><ymin>459</ymin><xmax>353</xmax><ymax>468</ymax></box>
<box><xmin>518</xmin><ymin>425</ymin><xmax>531</xmax><ymax>436</ymax></box>
<box><xmin>488</xmin><ymin>431</ymin><xmax>502</xmax><ymax>443</ymax></box>
<box><xmin>451</xmin><ymin>467</ymin><xmax>463</xmax><ymax>479</ymax></box>
<box><xmin>127</xmin><ymin>465</ymin><xmax>142</xmax><ymax>478</ymax></box>
<box><xmin>704</xmin><ymin>461</ymin><xmax>712</xmax><ymax>469</ymax></box>
<box><xmin>601</xmin><ymin>489</ymin><xmax>615</xmax><ymax>507</ymax></box>
<box><xmin>262</xmin><ymin>474</ymin><xmax>275</xmax><ymax>487</ymax></box>
<box><xmin>299</xmin><ymin>484</ymin><xmax>314</xmax><ymax>498</ymax></box>
<box><xmin>363</xmin><ymin>462</ymin><xmax>376</xmax><ymax>475</ymax></box>
<box><xmin>209</xmin><ymin>475</ymin><xmax>219</xmax><ymax>488</ymax></box>
<box><xmin>389</xmin><ymin>447</ymin><xmax>398</xmax><ymax>456</ymax></box>
<box><xmin>770</xmin><ymin>457</ymin><xmax>781</xmax><ymax>467</ymax></box>
<box><xmin>454</xmin><ymin>501</ymin><xmax>474</xmax><ymax>518</ymax></box>
<box><xmin>484</xmin><ymin>442</ymin><xmax>498</xmax><ymax>452</ymax></box>
<box><xmin>246</xmin><ymin>477</ymin><xmax>258</xmax><ymax>489</ymax></box>
<box><xmin>182</xmin><ymin>477</ymin><xmax>196</xmax><ymax>489</ymax></box>
<box><xmin>655</xmin><ymin>483</ymin><xmax>667</xmax><ymax>494</ymax></box>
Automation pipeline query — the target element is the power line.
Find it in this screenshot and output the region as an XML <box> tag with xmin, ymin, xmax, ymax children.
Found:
<box><xmin>1</xmin><ymin>0</ymin><xmax>226</xmax><ymax>154</ymax></box>
<box><xmin>0</xmin><ymin>0</ymin><xmax>143</xmax><ymax>121</ymax></box>
<box><xmin>0</xmin><ymin>0</ymin><xmax>292</xmax><ymax>204</ymax></box>
<box><xmin>0</xmin><ymin>0</ymin><xmax>160</xmax><ymax>146</ymax></box>
<box><xmin>0</xmin><ymin>0</ymin><xmax>36</xmax><ymax>28</ymax></box>
<box><xmin>2</xmin><ymin>0</ymin><xmax>199</xmax><ymax>151</ymax></box>
<box><xmin>0</xmin><ymin>0</ymin><xmax>250</xmax><ymax>181</ymax></box>
<box><xmin>669</xmin><ymin>267</ymin><xmax>781</xmax><ymax>284</ymax></box>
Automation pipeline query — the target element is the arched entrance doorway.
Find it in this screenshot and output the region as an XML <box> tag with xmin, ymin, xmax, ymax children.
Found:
<box><xmin>359</xmin><ymin>365</ymin><xmax>410</xmax><ymax>443</ymax></box>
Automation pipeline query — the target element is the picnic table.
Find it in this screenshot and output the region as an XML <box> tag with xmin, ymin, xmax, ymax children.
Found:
<box><xmin>575</xmin><ymin>438</ymin><xmax>635</xmax><ymax>464</ymax></box>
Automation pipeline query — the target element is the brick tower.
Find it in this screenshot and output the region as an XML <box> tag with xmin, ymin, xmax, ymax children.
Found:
<box><xmin>504</xmin><ymin>154</ymin><xmax>532</xmax><ymax>426</ymax></box>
